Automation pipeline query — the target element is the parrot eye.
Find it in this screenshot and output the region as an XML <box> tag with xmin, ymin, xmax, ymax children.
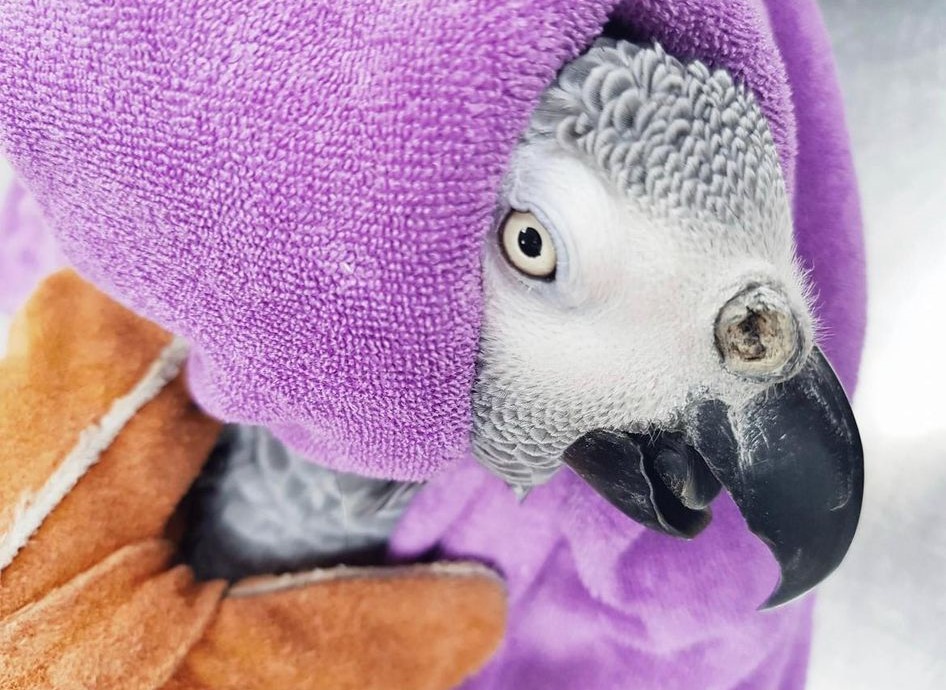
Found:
<box><xmin>499</xmin><ymin>211</ymin><xmax>557</xmax><ymax>280</ymax></box>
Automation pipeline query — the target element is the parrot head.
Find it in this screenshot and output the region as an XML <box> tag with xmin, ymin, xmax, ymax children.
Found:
<box><xmin>471</xmin><ymin>39</ymin><xmax>863</xmax><ymax>608</ymax></box>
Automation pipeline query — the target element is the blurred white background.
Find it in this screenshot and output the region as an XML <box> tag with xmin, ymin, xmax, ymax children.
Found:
<box><xmin>811</xmin><ymin>1</ymin><xmax>946</xmax><ymax>687</ymax></box>
<box><xmin>0</xmin><ymin>0</ymin><xmax>943</xmax><ymax>686</ymax></box>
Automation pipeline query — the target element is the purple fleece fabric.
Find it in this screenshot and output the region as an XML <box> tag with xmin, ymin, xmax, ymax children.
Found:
<box><xmin>393</xmin><ymin>3</ymin><xmax>865</xmax><ymax>688</ymax></box>
<box><xmin>0</xmin><ymin>1</ymin><xmax>865</xmax><ymax>688</ymax></box>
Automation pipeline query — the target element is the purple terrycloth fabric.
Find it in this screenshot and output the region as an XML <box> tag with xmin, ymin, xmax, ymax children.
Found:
<box><xmin>0</xmin><ymin>0</ymin><xmax>808</xmax><ymax>482</ymax></box>
<box><xmin>0</xmin><ymin>1</ymin><xmax>865</xmax><ymax>688</ymax></box>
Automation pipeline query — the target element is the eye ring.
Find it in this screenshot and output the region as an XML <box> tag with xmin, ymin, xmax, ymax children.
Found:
<box><xmin>499</xmin><ymin>210</ymin><xmax>557</xmax><ymax>280</ymax></box>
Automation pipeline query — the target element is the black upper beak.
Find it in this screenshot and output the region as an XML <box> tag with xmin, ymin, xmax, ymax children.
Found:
<box><xmin>563</xmin><ymin>346</ymin><xmax>864</xmax><ymax>608</ymax></box>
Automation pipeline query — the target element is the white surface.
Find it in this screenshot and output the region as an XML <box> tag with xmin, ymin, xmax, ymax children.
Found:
<box><xmin>824</xmin><ymin>0</ymin><xmax>946</xmax><ymax>438</ymax></box>
<box><xmin>809</xmin><ymin>0</ymin><xmax>946</xmax><ymax>690</ymax></box>
<box><xmin>0</xmin><ymin>2</ymin><xmax>944</xmax><ymax>685</ymax></box>
<box><xmin>809</xmin><ymin>1</ymin><xmax>946</xmax><ymax>688</ymax></box>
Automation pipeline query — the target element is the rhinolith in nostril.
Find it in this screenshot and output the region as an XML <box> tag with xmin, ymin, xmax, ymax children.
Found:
<box><xmin>715</xmin><ymin>284</ymin><xmax>803</xmax><ymax>381</ymax></box>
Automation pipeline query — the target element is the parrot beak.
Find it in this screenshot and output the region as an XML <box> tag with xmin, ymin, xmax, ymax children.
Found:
<box><xmin>562</xmin><ymin>346</ymin><xmax>864</xmax><ymax>608</ymax></box>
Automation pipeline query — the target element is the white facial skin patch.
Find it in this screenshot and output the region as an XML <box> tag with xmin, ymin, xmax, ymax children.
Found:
<box><xmin>471</xmin><ymin>39</ymin><xmax>813</xmax><ymax>489</ymax></box>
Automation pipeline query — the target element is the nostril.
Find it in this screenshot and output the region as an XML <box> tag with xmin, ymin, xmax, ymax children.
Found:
<box><xmin>715</xmin><ymin>284</ymin><xmax>803</xmax><ymax>381</ymax></box>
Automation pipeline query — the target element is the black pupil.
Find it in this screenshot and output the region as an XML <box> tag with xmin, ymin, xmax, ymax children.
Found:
<box><xmin>517</xmin><ymin>227</ymin><xmax>543</xmax><ymax>258</ymax></box>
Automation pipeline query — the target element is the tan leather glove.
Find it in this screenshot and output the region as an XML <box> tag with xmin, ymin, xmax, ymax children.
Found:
<box><xmin>0</xmin><ymin>270</ymin><xmax>506</xmax><ymax>690</ymax></box>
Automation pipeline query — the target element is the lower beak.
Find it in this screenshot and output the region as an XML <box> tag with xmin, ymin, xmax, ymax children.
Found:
<box><xmin>562</xmin><ymin>346</ymin><xmax>864</xmax><ymax>608</ymax></box>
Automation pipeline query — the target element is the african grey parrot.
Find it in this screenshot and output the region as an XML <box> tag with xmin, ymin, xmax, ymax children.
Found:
<box><xmin>185</xmin><ymin>38</ymin><xmax>863</xmax><ymax>608</ymax></box>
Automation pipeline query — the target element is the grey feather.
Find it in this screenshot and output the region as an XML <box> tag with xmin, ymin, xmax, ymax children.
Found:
<box><xmin>471</xmin><ymin>39</ymin><xmax>794</xmax><ymax>490</ymax></box>
<box><xmin>526</xmin><ymin>39</ymin><xmax>783</xmax><ymax>227</ymax></box>
<box><xmin>182</xmin><ymin>425</ymin><xmax>420</xmax><ymax>581</ymax></box>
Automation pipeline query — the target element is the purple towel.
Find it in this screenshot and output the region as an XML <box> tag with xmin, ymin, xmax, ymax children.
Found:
<box><xmin>0</xmin><ymin>1</ymin><xmax>865</xmax><ymax>688</ymax></box>
<box><xmin>0</xmin><ymin>0</ymin><xmax>865</xmax><ymax>480</ymax></box>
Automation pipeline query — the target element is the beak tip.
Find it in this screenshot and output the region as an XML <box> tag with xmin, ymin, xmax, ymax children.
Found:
<box><xmin>758</xmin><ymin>583</ymin><xmax>805</xmax><ymax>611</ymax></box>
<box><xmin>691</xmin><ymin>346</ymin><xmax>864</xmax><ymax>610</ymax></box>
